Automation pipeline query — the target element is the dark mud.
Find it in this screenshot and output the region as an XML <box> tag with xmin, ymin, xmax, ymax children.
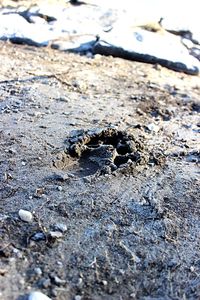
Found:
<box><xmin>0</xmin><ymin>40</ymin><xmax>199</xmax><ymax>300</ymax></box>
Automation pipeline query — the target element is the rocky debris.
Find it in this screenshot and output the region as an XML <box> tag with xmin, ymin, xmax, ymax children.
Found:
<box><xmin>0</xmin><ymin>1</ymin><xmax>199</xmax><ymax>74</ymax></box>
<box><xmin>28</xmin><ymin>291</ymin><xmax>51</xmax><ymax>300</ymax></box>
<box><xmin>18</xmin><ymin>209</ymin><xmax>33</xmax><ymax>223</ymax></box>
<box><xmin>27</xmin><ymin>225</ymin><xmax>66</xmax><ymax>245</ymax></box>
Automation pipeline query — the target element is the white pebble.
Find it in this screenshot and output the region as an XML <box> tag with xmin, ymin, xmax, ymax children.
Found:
<box><xmin>74</xmin><ymin>296</ymin><xmax>82</xmax><ymax>300</ymax></box>
<box><xmin>18</xmin><ymin>209</ymin><xmax>33</xmax><ymax>223</ymax></box>
<box><xmin>28</xmin><ymin>291</ymin><xmax>51</xmax><ymax>300</ymax></box>
<box><xmin>49</xmin><ymin>231</ymin><xmax>63</xmax><ymax>238</ymax></box>
<box><xmin>147</xmin><ymin>123</ymin><xmax>159</xmax><ymax>133</ymax></box>
<box><xmin>53</xmin><ymin>223</ymin><xmax>67</xmax><ymax>233</ymax></box>
<box><xmin>34</xmin><ymin>267</ymin><xmax>42</xmax><ymax>275</ymax></box>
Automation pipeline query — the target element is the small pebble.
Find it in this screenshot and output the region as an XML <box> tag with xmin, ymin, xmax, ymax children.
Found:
<box><xmin>8</xmin><ymin>148</ymin><xmax>17</xmax><ymax>154</ymax></box>
<box><xmin>31</xmin><ymin>232</ymin><xmax>46</xmax><ymax>241</ymax></box>
<box><xmin>52</xmin><ymin>275</ymin><xmax>65</xmax><ymax>286</ymax></box>
<box><xmin>67</xmin><ymin>172</ymin><xmax>75</xmax><ymax>178</ymax></box>
<box><xmin>190</xmin><ymin>266</ymin><xmax>195</xmax><ymax>272</ymax></box>
<box><xmin>57</xmin><ymin>261</ymin><xmax>63</xmax><ymax>266</ymax></box>
<box><xmin>86</xmin><ymin>51</ymin><xmax>93</xmax><ymax>58</ymax></box>
<box><xmin>78</xmin><ymin>277</ymin><xmax>83</xmax><ymax>285</ymax></box>
<box><xmin>83</xmin><ymin>177</ymin><xmax>91</xmax><ymax>183</ymax></box>
<box><xmin>28</xmin><ymin>291</ymin><xmax>51</xmax><ymax>300</ymax></box>
<box><xmin>40</xmin><ymin>278</ymin><xmax>51</xmax><ymax>288</ymax></box>
<box><xmin>0</xmin><ymin>268</ymin><xmax>7</xmax><ymax>275</ymax></box>
<box><xmin>57</xmin><ymin>96</ymin><xmax>69</xmax><ymax>102</ymax></box>
<box><xmin>74</xmin><ymin>296</ymin><xmax>82</xmax><ymax>300</ymax></box>
<box><xmin>94</xmin><ymin>54</ymin><xmax>101</xmax><ymax>59</ymax></box>
<box><xmin>51</xmin><ymin>289</ymin><xmax>57</xmax><ymax>297</ymax></box>
<box><xmin>18</xmin><ymin>209</ymin><xmax>33</xmax><ymax>223</ymax></box>
<box><xmin>102</xmin><ymin>280</ymin><xmax>108</xmax><ymax>286</ymax></box>
<box><xmin>57</xmin><ymin>186</ymin><xmax>63</xmax><ymax>191</ymax></box>
<box><xmin>146</xmin><ymin>123</ymin><xmax>159</xmax><ymax>133</ymax></box>
<box><xmin>27</xmin><ymin>111</ymin><xmax>42</xmax><ymax>117</ymax></box>
<box><xmin>53</xmin><ymin>173</ymin><xmax>69</xmax><ymax>181</ymax></box>
<box><xmin>34</xmin><ymin>267</ymin><xmax>42</xmax><ymax>276</ymax></box>
<box><xmin>53</xmin><ymin>223</ymin><xmax>67</xmax><ymax>233</ymax></box>
<box><xmin>49</xmin><ymin>231</ymin><xmax>63</xmax><ymax>239</ymax></box>
<box><xmin>13</xmin><ymin>248</ymin><xmax>23</xmax><ymax>258</ymax></box>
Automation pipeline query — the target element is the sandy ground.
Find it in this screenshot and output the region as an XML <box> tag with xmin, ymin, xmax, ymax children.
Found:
<box><xmin>0</xmin><ymin>40</ymin><xmax>199</xmax><ymax>300</ymax></box>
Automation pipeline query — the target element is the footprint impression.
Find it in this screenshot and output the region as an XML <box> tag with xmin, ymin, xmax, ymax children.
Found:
<box><xmin>53</xmin><ymin>127</ymin><xmax>149</xmax><ymax>177</ymax></box>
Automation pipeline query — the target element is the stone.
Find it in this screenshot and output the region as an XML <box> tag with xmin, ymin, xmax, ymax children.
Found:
<box><xmin>31</xmin><ymin>232</ymin><xmax>46</xmax><ymax>241</ymax></box>
<box><xmin>57</xmin><ymin>186</ymin><xmax>63</xmax><ymax>191</ymax></box>
<box><xmin>18</xmin><ymin>209</ymin><xmax>33</xmax><ymax>223</ymax></box>
<box><xmin>49</xmin><ymin>231</ymin><xmax>63</xmax><ymax>239</ymax></box>
<box><xmin>34</xmin><ymin>267</ymin><xmax>42</xmax><ymax>276</ymax></box>
<box><xmin>51</xmin><ymin>274</ymin><xmax>66</xmax><ymax>286</ymax></box>
<box><xmin>146</xmin><ymin>123</ymin><xmax>160</xmax><ymax>133</ymax></box>
<box><xmin>74</xmin><ymin>296</ymin><xmax>82</xmax><ymax>300</ymax></box>
<box><xmin>52</xmin><ymin>172</ymin><xmax>69</xmax><ymax>181</ymax></box>
<box><xmin>28</xmin><ymin>291</ymin><xmax>51</xmax><ymax>300</ymax></box>
<box><xmin>93</xmin><ymin>28</ymin><xmax>200</xmax><ymax>75</ymax></box>
<box><xmin>40</xmin><ymin>278</ymin><xmax>51</xmax><ymax>288</ymax></box>
<box><xmin>53</xmin><ymin>223</ymin><xmax>67</xmax><ymax>233</ymax></box>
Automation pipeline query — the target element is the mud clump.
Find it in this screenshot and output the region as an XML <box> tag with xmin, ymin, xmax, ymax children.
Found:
<box><xmin>63</xmin><ymin>127</ymin><xmax>149</xmax><ymax>176</ymax></box>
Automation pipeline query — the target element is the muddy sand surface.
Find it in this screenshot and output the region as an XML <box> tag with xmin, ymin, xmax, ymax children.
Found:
<box><xmin>0</xmin><ymin>42</ymin><xmax>199</xmax><ymax>300</ymax></box>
